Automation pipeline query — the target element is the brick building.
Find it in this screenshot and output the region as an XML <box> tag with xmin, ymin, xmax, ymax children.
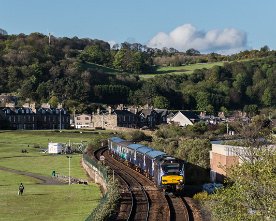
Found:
<box><xmin>210</xmin><ymin>144</ymin><xmax>241</xmax><ymax>182</ymax></box>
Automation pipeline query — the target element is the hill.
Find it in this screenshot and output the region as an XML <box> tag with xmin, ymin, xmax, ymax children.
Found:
<box><xmin>0</xmin><ymin>33</ymin><xmax>275</xmax><ymax>113</ymax></box>
<box><xmin>139</xmin><ymin>62</ymin><xmax>224</xmax><ymax>79</ymax></box>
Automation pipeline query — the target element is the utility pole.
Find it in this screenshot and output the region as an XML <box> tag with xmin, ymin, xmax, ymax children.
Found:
<box><xmin>66</xmin><ymin>156</ymin><xmax>72</xmax><ymax>185</ymax></box>
<box><xmin>59</xmin><ymin>109</ymin><xmax>62</xmax><ymax>131</ymax></box>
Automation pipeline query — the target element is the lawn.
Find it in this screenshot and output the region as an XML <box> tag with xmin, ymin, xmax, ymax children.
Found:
<box><xmin>139</xmin><ymin>62</ymin><xmax>224</xmax><ymax>79</ymax></box>
<box><xmin>0</xmin><ymin>130</ymin><xmax>109</xmax><ymax>221</ymax></box>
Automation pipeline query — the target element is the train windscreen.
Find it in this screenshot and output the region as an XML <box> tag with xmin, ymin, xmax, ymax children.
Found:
<box><xmin>162</xmin><ymin>164</ymin><xmax>180</xmax><ymax>175</ymax></box>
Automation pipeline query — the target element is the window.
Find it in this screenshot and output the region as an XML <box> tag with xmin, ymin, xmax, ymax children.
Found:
<box><xmin>85</xmin><ymin>117</ymin><xmax>89</xmax><ymax>120</ymax></box>
<box><xmin>77</xmin><ymin>117</ymin><xmax>80</xmax><ymax>120</ymax></box>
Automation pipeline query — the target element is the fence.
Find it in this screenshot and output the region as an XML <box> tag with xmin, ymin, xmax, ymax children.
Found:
<box><xmin>83</xmin><ymin>153</ymin><xmax>120</xmax><ymax>221</ymax></box>
<box><xmin>83</xmin><ymin>153</ymin><xmax>108</xmax><ymax>182</ymax></box>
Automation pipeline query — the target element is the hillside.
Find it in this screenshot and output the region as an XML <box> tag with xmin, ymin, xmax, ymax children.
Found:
<box><xmin>0</xmin><ymin>33</ymin><xmax>275</xmax><ymax>113</ymax></box>
<box><xmin>139</xmin><ymin>62</ymin><xmax>224</xmax><ymax>79</ymax></box>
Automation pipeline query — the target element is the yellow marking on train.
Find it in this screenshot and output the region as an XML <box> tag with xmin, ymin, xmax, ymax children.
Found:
<box><xmin>161</xmin><ymin>175</ymin><xmax>183</xmax><ymax>185</ymax></box>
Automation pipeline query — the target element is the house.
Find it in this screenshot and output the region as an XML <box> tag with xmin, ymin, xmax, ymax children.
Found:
<box><xmin>154</xmin><ymin>109</ymin><xmax>170</xmax><ymax>125</ymax></box>
<box><xmin>169</xmin><ymin>111</ymin><xmax>200</xmax><ymax>126</ymax></box>
<box><xmin>0</xmin><ymin>109</ymin><xmax>9</xmax><ymax>129</ymax></box>
<box><xmin>1</xmin><ymin>107</ymin><xmax>37</xmax><ymax>129</ymax></box>
<box><xmin>74</xmin><ymin>114</ymin><xmax>93</xmax><ymax>129</ymax></box>
<box><xmin>0</xmin><ymin>94</ymin><xmax>17</xmax><ymax>106</ymax></box>
<box><xmin>36</xmin><ymin>108</ymin><xmax>70</xmax><ymax>130</ymax></box>
<box><xmin>91</xmin><ymin>107</ymin><xmax>138</xmax><ymax>129</ymax></box>
<box><xmin>137</xmin><ymin>109</ymin><xmax>158</xmax><ymax>128</ymax></box>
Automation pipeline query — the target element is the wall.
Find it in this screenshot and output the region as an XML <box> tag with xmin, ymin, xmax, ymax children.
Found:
<box><xmin>81</xmin><ymin>158</ymin><xmax>107</xmax><ymax>193</ymax></box>
<box><xmin>92</xmin><ymin>114</ymin><xmax>117</xmax><ymax>129</ymax></box>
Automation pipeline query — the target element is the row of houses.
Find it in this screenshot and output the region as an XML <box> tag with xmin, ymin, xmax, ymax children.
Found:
<box><xmin>0</xmin><ymin>103</ymin><xmax>201</xmax><ymax>130</ymax></box>
<box><xmin>0</xmin><ymin>105</ymin><xmax>70</xmax><ymax>130</ymax></box>
<box><xmin>74</xmin><ymin>107</ymin><xmax>201</xmax><ymax>129</ymax></box>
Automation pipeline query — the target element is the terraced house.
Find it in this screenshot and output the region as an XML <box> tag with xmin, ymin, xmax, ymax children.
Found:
<box><xmin>0</xmin><ymin>105</ymin><xmax>70</xmax><ymax>130</ymax></box>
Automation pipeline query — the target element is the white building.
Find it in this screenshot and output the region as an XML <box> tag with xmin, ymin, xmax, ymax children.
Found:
<box><xmin>48</xmin><ymin>143</ymin><xmax>63</xmax><ymax>154</ymax></box>
<box><xmin>74</xmin><ymin>114</ymin><xmax>93</xmax><ymax>129</ymax></box>
<box><xmin>169</xmin><ymin>111</ymin><xmax>200</xmax><ymax>127</ymax></box>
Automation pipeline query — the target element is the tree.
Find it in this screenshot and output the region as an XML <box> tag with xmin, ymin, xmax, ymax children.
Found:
<box><xmin>176</xmin><ymin>138</ymin><xmax>211</xmax><ymax>184</ymax></box>
<box><xmin>243</xmin><ymin>104</ymin><xmax>259</xmax><ymax>117</ymax></box>
<box><xmin>210</xmin><ymin>120</ymin><xmax>276</xmax><ymax>221</ymax></box>
<box><xmin>186</xmin><ymin>48</ymin><xmax>200</xmax><ymax>56</ymax></box>
<box><xmin>48</xmin><ymin>95</ymin><xmax>59</xmax><ymax>108</ymax></box>
<box><xmin>261</xmin><ymin>88</ymin><xmax>272</xmax><ymax>106</ymax></box>
<box><xmin>176</xmin><ymin>138</ymin><xmax>211</xmax><ymax>169</ymax></box>
<box><xmin>153</xmin><ymin>96</ymin><xmax>170</xmax><ymax>109</ymax></box>
<box><xmin>196</xmin><ymin>92</ymin><xmax>210</xmax><ymax>111</ymax></box>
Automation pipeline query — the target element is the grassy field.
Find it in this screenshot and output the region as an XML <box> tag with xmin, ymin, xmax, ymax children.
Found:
<box><xmin>0</xmin><ymin>130</ymin><xmax>109</xmax><ymax>221</ymax></box>
<box><xmin>80</xmin><ymin>61</ymin><xmax>123</xmax><ymax>75</ymax></box>
<box><xmin>139</xmin><ymin>62</ymin><xmax>224</xmax><ymax>79</ymax></box>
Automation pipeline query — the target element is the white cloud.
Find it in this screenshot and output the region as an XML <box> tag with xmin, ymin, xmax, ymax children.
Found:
<box><xmin>147</xmin><ymin>24</ymin><xmax>247</xmax><ymax>54</ymax></box>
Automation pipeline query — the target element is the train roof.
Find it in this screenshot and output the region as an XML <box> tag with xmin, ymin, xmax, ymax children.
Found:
<box><xmin>145</xmin><ymin>150</ymin><xmax>166</xmax><ymax>159</ymax></box>
<box><xmin>109</xmin><ymin>137</ymin><xmax>125</xmax><ymax>143</ymax></box>
<box><xmin>136</xmin><ymin>146</ymin><xmax>153</xmax><ymax>154</ymax></box>
<box><xmin>127</xmin><ymin>143</ymin><xmax>145</xmax><ymax>150</ymax></box>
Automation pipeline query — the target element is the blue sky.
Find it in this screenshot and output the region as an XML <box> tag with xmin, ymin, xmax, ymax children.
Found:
<box><xmin>0</xmin><ymin>0</ymin><xmax>275</xmax><ymax>54</ymax></box>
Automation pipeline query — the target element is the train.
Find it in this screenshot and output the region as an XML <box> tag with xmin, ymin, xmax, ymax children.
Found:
<box><xmin>108</xmin><ymin>137</ymin><xmax>185</xmax><ymax>193</ymax></box>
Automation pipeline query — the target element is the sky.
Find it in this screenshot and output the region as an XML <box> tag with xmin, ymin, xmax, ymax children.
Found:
<box><xmin>0</xmin><ymin>0</ymin><xmax>275</xmax><ymax>54</ymax></box>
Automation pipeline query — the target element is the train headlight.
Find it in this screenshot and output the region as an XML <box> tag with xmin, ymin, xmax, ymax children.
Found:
<box><xmin>179</xmin><ymin>179</ymin><xmax>183</xmax><ymax>183</ymax></box>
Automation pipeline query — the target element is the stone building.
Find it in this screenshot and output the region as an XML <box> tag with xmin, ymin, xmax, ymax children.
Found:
<box><xmin>92</xmin><ymin>107</ymin><xmax>138</xmax><ymax>129</ymax></box>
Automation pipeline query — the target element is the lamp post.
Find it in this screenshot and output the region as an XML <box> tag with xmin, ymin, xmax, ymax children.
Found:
<box><xmin>66</xmin><ymin>156</ymin><xmax>72</xmax><ymax>185</ymax></box>
<box><xmin>59</xmin><ymin>109</ymin><xmax>62</xmax><ymax>131</ymax></box>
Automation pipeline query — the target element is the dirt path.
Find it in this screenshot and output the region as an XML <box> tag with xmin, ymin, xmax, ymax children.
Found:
<box><xmin>0</xmin><ymin>166</ymin><xmax>66</xmax><ymax>185</ymax></box>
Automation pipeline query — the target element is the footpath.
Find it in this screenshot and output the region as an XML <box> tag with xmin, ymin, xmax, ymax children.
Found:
<box><xmin>0</xmin><ymin>166</ymin><xmax>66</xmax><ymax>185</ymax></box>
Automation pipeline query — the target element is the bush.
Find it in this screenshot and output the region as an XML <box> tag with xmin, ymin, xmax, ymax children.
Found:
<box><xmin>123</xmin><ymin>130</ymin><xmax>150</xmax><ymax>142</ymax></box>
<box><xmin>85</xmin><ymin>178</ymin><xmax>120</xmax><ymax>221</ymax></box>
<box><xmin>33</xmin><ymin>143</ymin><xmax>40</xmax><ymax>148</ymax></box>
<box><xmin>193</xmin><ymin>191</ymin><xmax>209</xmax><ymax>201</ymax></box>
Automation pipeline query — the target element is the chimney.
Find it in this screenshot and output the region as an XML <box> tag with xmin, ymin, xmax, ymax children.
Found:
<box><xmin>57</xmin><ymin>103</ymin><xmax>63</xmax><ymax>109</ymax></box>
<box><xmin>97</xmin><ymin>108</ymin><xmax>100</xmax><ymax>114</ymax></box>
<box><xmin>108</xmin><ymin>106</ymin><xmax>112</xmax><ymax>114</ymax></box>
<box><xmin>30</xmin><ymin>102</ymin><xmax>37</xmax><ymax>113</ymax></box>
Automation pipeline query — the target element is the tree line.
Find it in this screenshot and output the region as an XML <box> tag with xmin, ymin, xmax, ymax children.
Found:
<box><xmin>0</xmin><ymin>33</ymin><xmax>275</xmax><ymax>113</ymax></box>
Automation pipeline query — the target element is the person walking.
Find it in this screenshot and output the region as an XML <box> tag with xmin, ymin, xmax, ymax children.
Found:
<box><xmin>18</xmin><ymin>183</ymin><xmax>24</xmax><ymax>195</ymax></box>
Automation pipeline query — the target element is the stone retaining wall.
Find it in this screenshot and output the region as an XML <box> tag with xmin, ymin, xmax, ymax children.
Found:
<box><xmin>82</xmin><ymin>158</ymin><xmax>107</xmax><ymax>193</ymax></box>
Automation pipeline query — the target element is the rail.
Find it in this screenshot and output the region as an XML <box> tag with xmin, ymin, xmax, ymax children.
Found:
<box><xmin>102</xmin><ymin>148</ymin><xmax>150</xmax><ymax>221</ymax></box>
<box><xmin>95</xmin><ymin>147</ymin><xmax>135</xmax><ymax>221</ymax></box>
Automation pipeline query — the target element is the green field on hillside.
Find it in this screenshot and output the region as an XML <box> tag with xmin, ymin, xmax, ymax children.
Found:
<box><xmin>0</xmin><ymin>130</ymin><xmax>109</xmax><ymax>221</ymax></box>
<box><xmin>139</xmin><ymin>62</ymin><xmax>224</xmax><ymax>79</ymax></box>
<box><xmin>80</xmin><ymin>61</ymin><xmax>123</xmax><ymax>74</ymax></box>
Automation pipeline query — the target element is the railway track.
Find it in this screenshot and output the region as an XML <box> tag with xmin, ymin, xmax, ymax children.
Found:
<box><xmin>165</xmin><ymin>194</ymin><xmax>190</xmax><ymax>221</ymax></box>
<box><xmin>94</xmin><ymin>147</ymin><xmax>193</xmax><ymax>221</ymax></box>
<box><xmin>95</xmin><ymin>147</ymin><xmax>149</xmax><ymax>221</ymax></box>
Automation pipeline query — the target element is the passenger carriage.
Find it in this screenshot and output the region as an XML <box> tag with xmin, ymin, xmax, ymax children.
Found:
<box><xmin>108</xmin><ymin>137</ymin><xmax>185</xmax><ymax>193</ymax></box>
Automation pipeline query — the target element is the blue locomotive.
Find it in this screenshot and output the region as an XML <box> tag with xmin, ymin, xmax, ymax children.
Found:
<box><xmin>108</xmin><ymin>137</ymin><xmax>185</xmax><ymax>193</ymax></box>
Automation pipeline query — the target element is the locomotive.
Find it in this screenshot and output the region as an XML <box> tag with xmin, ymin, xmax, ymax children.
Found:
<box><xmin>108</xmin><ymin>137</ymin><xmax>185</xmax><ymax>193</ymax></box>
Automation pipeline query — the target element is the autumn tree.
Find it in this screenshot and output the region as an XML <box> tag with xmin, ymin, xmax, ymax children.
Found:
<box><xmin>210</xmin><ymin>117</ymin><xmax>276</xmax><ymax>221</ymax></box>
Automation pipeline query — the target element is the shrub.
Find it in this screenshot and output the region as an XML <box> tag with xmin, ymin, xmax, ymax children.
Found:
<box><xmin>193</xmin><ymin>191</ymin><xmax>209</xmax><ymax>201</ymax></box>
<box><xmin>33</xmin><ymin>143</ymin><xmax>40</xmax><ymax>148</ymax></box>
<box><xmin>85</xmin><ymin>178</ymin><xmax>120</xmax><ymax>221</ymax></box>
